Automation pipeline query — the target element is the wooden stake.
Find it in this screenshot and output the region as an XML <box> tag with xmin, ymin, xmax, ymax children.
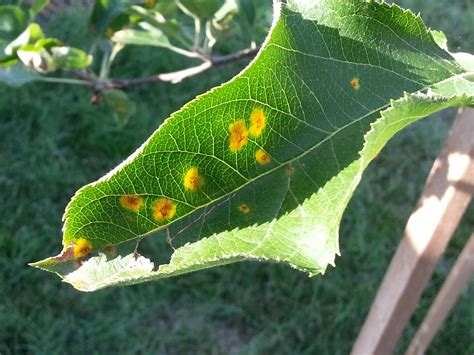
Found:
<box><xmin>351</xmin><ymin>108</ymin><xmax>474</xmax><ymax>355</ymax></box>
<box><xmin>406</xmin><ymin>233</ymin><xmax>474</xmax><ymax>355</ymax></box>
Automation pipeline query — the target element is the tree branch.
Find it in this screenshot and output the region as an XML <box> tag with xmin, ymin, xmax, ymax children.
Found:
<box><xmin>93</xmin><ymin>47</ymin><xmax>260</xmax><ymax>89</ymax></box>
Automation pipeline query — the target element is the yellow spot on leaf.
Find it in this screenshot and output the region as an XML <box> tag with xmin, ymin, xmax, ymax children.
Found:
<box><xmin>152</xmin><ymin>198</ymin><xmax>176</xmax><ymax>221</ymax></box>
<box><xmin>229</xmin><ymin>120</ymin><xmax>249</xmax><ymax>152</ymax></box>
<box><xmin>120</xmin><ymin>195</ymin><xmax>144</xmax><ymax>212</ymax></box>
<box><xmin>238</xmin><ymin>204</ymin><xmax>250</xmax><ymax>213</ymax></box>
<box><xmin>249</xmin><ymin>108</ymin><xmax>266</xmax><ymax>137</ymax></box>
<box><xmin>184</xmin><ymin>167</ymin><xmax>204</xmax><ymax>192</ymax></box>
<box><xmin>285</xmin><ymin>164</ymin><xmax>295</xmax><ymax>176</ymax></box>
<box><xmin>351</xmin><ymin>77</ymin><xmax>360</xmax><ymax>90</ymax></box>
<box><xmin>255</xmin><ymin>149</ymin><xmax>272</xmax><ymax>165</ymax></box>
<box><xmin>73</xmin><ymin>238</ymin><xmax>92</xmax><ymax>259</ymax></box>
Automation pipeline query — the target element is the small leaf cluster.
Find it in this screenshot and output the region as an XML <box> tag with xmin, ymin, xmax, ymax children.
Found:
<box><xmin>109</xmin><ymin>0</ymin><xmax>260</xmax><ymax>55</ymax></box>
<box><xmin>0</xmin><ymin>1</ymin><xmax>91</xmax><ymax>75</ymax></box>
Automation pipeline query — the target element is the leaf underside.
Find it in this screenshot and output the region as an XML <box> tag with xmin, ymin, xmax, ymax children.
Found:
<box><xmin>32</xmin><ymin>0</ymin><xmax>474</xmax><ymax>291</ymax></box>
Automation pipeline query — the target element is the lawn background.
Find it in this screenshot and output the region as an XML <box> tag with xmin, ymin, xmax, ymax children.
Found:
<box><xmin>0</xmin><ymin>1</ymin><xmax>472</xmax><ymax>354</ymax></box>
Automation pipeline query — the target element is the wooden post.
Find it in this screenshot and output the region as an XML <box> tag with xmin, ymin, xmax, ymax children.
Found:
<box><xmin>406</xmin><ymin>233</ymin><xmax>474</xmax><ymax>355</ymax></box>
<box><xmin>351</xmin><ymin>108</ymin><xmax>474</xmax><ymax>355</ymax></box>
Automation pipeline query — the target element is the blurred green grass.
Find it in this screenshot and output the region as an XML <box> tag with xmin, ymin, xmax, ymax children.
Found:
<box><xmin>0</xmin><ymin>1</ymin><xmax>473</xmax><ymax>354</ymax></box>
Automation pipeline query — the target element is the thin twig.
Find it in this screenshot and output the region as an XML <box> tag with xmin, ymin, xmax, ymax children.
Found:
<box><xmin>68</xmin><ymin>69</ymin><xmax>97</xmax><ymax>82</ymax></box>
<box><xmin>88</xmin><ymin>47</ymin><xmax>259</xmax><ymax>89</ymax></box>
<box><xmin>38</xmin><ymin>76</ymin><xmax>94</xmax><ymax>86</ymax></box>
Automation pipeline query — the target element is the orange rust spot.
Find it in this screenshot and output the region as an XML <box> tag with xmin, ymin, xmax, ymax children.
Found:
<box><xmin>255</xmin><ymin>149</ymin><xmax>272</xmax><ymax>165</ymax></box>
<box><xmin>229</xmin><ymin>120</ymin><xmax>249</xmax><ymax>152</ymax></box>
<box><xmin>152</xmin><ymin>198</ymin><xmax>176</xmax><ymax>221</ymax></box>
<box><xmin>145</xmin><ymin>0</ymin><xmax>155</xmax><ymax>8</ymax></box>
<box><xmin>73</xmin><ymin>238</ymin><xmax>92</xmax><ymax>259</ymax></box>
<box><xmin>249</xmin><ymin>108</ymin><xmax>266</xmax><ymax>137</ymax></box>
<box><xmin>351</xmin><ymin>77</ymin><xmax>360</xmax><ymax>90</ymax></box>
<box><xmin>184</xmin><ymin>167</ymin><xmax>204</xmax><ymax>192</ymax></box>
<box><xmin>120</xmin><ymin>195</ymin><xmax>144</xmax><ymax>213</ymax></box>
<box><xmin>238</xmin><ymin>204</ymin><xmax>250</xmax><ymax>213</ymax></box>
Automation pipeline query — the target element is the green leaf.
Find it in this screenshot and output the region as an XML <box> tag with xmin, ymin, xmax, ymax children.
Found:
<box><xmin>32</xmin><ymin>0</ymin><xmax>474</xmax><ymax>291</ymax></box>
<box><xmin>205</xmin><ymin>0</ymin><xmax>239</xmax><ymax>47</ymax></box>
<box><xmin>177</xmin><ymin>0</ymin><xmax>224</xmax><ymax>19</ymax></box>
<box><xmin>111</xmin><ymin>27</ymin><xmax>170</xmax><ymax>48</ymax></box>
<box><xmin>89</xmin><ymin>0</ymin><xmax>131</xmax><ymax>34</ymax></box>
<box><xmin>4</xmin><ymin>23</ymin><xmax>44</xmax><ymax>56</ymax></box>
<box><xmin>13</xmin><ymin>38</ymin><xmax>62</xmax><ymax>73</ymax></box>
<box><xmin>452</xmin><ymin>52</ymin><xmax>474</xmax><ymax>73</ymax></box>
<box><xmin>237</xmin><ymin>0</ymin><xmax>255</xmax><ymax>26</ymax></box>
<box><xmin>214</xmin><ymin>0</ymin><xmax>238</xmax><ymax>22</ymax></box>
<box><xmin>29</xmin><ymin>0</ymin><xmax>50</xmax><ymax>19</ymax></box>
<box><xmin>126</xmin><ymin>5</ymin><xmax>192</xmax><ymax>48</ymax></box>
<box><xmin>17</xmin><ymin>45</ymin><xmax>54</xmax><ymax>73</ymax></box>
<box><xmin>0</xmin><ymin>5</ymin><xmax>26</xmax><ymax>43</ymax></box>
<box><xmin>431</xmin><ymin>29</ymin><xmax>474</xmax><ymax>73</ymax></box>
<box><xmin>103</xmin><ymin>89</ymin><xmax>137</xmax><ymax>127</ymax></box>
<box><xmin>51</xmin><ymin>46</ymin><xmax>93</xmax><ymax>69</ymax></box>
<box><xmin>0</xmin><ymin>62</ymin><xmax>40</xmax><ymax>86</ymax></box>
<box><xmin>35</xmin><ymin>37</ymin><xmax>62</xmax><ymax>51</ymax></box>
<box><xmin>152</xmin><ymin>1</ymin><xmax>178</xmax><ymax>16</ymax></box>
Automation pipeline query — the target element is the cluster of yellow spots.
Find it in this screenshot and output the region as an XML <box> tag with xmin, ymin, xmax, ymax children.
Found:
<box><xmin>119</xmin><ymin>194</ymin><xmax>177</xmax><ymax>224</ymax></box>
<box><xmin>351</xmin><ymin>77</ymin><xmax>361</xmax><ymax>90</ymax></box>
<box><xmin>116</xmin><ymin>108</ymin><xmax>271</xmax><ymax>226</ymax></box>
<box><xmin>184</xmin><ymin>167</ymin><xmax>204</xmax><ymax>192</ymax></box>
<box><xmin>228</xmin><ymin>108</ymin><xmax>272</xmax><ymax>166</ymax></box>
<box><xmin>73</xmin><ymin>238</ymin><xmax>92</xmax><ymax>259</ymax></box>
<box><xmin>152</xmin><ymin>198</ymin><xmax>176</xmax><ymax>221</ymax></box>
<box><xmin>228</xmin><ymin>108</ymin><xmax>268</xmax><ymax>153</ymax></box>
<box><xmin>120</xmin><ymin>195</ymin><xmax>144</xmax><ymax>212</ymax></box>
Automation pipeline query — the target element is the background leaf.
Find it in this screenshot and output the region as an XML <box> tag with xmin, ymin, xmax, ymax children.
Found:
<box><xmin>126</xmin><ymin>5</ymin><xmax>192</xmax><ymax>48</ymax></box>
<box><xmin>0</xmin><ymin>62</ymin><xmax>40</xmax><ymax>86</ymax></box>
<box><xmin>0</xmin><ymin>5</ymin><xmax>26</xmax><ymax>45</ymax></box>
<box><xmin>51</xmin><ymin>46</ymin><xmax>93</xmax><ymax>69</ymax></box>
<box><xmin>4</xmin><ymin>23</ymin><xmax>44</xmax><ymax>56</ymax></box>
<box><xmin>89</xmin><ymin>0</ymin><xmax>131</xmax><ymax>34</ymax></box>
<box><xmin>178</xmin><ymin>0</ymin><xmax>225</xmax><ymax>19</ymax></box>
<box><xmin>29</xmin><ymin>0</ymin><xmax>50</xmax><ymax>20</ymax></box>
<box><xmin>112</xmin><ymin>27</ymin><xmax>171</xmax><ymax>48</ymax></box>
<box><xmin>103</xmin><ymin>89</ymin><xmax>137</xmax><ymax>127</ymax></box>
